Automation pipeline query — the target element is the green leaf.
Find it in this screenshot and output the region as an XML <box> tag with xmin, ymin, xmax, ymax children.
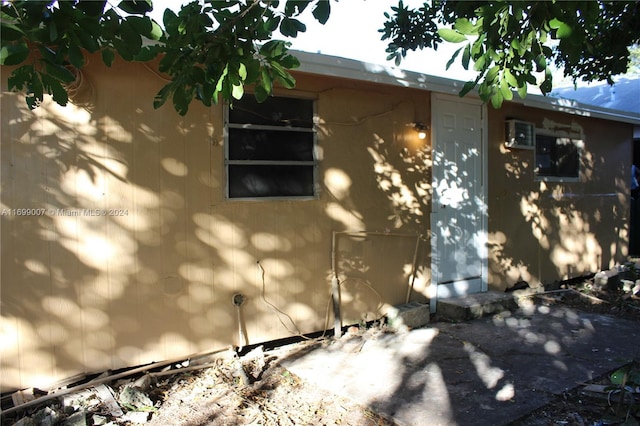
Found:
<box><xmin>48</xmin><ymin>21</ymin><xmax>58</xmax><ymax>42</ymax></box>
<box><xmin>264</xmin><ymin>16</ymin><xmax>281</xmax><ymax>33</ymax></box>
<box><xmin>238</xmin><ymin>62</ymin><xmax>247</xmax><ymax>81</ymax></box>
<box><xmin>473</xmin><ymin>54</ymin><xmax>486</xmax><ymax>71</ymax></box>
<box><xmin>42</xmin><ymin>61</ymin><xmax>76</xmax><ymax>83</ymax></box>
<box><xmin>446</xmin><ymin>47</ymin><xmax>463</xmax><ymax>70</ymax></box>
<box><xmin>271</xmin><ymin>61</ymin><xmax>296</xmax><ymax>88</ymax></box>
<box><xmin>172</xmin><ymin>85</ymin><xmax>191</xmax><ymax>115</ymax></box>
<box><xmin>261</xmin><ymin>40</ymin><xmax>287</xmax><ymax>57</ymax></box>
<box><xmin>153</xmin><ymin>83</ymin><xmax>172</xmax><ymax>109</ymax></box>
<box><xmin>504</xmin><ymin>69</ymin><xmax>518</xmax><ymax>87</ymax></box>
<box><xmin>37</xmin><ymin>45</ymin><xmax>56</xmax><ymax>63</ymax></box>
<box><xmin>462</xmin><ymin>44</ymin><xmax>471</xmax><ymax>70</ymax></box>
<box><xmin>68</xmin><ymin>43</ymin><xmax>85</xmax><ymax>68</ymax></box>
<box><xmin>437</xmin><ymin>28</ymin><xmax>467</xmax><ymax>43</ymax></box>
<box><xmin>454</xmin><ymin>18</ymin><xmax>477</xmax><ymax>35</ymax></box>
<box><xmin>118</xmin><ymin>0</ymin><xmax>153</xmax><ymax>15</ymax></box>
<box><xmin>0</xmin><ymin>23</ymin><xmax>25</xmax><ymax>41</ymax></box>
<box><xmin>216</xmin><ymin>66</ymin><xmax>228</xmax><ymax>93</ymax></box>
<box><xmin>499</xmin><ymin>77</ymin><xmax>513</xmax><ymax>101</ymax></box>
<box><xmin>134</xmin><ymin>45</ymin><xmax>160</xmax><ymax>62</ymax></box>
<box><xmin>535</xmin><ymin>54</ymin><xmax>547</xmax><ymax>72</ymax></box>
<box><xmin>611</xmin><ymin>368</ymin><xmax>627</xmax><ymax>385</ymax></box>
<box><xmin>76</xmin><ymin>0</ymin><xmax>108</xmax><ymax>17</ymax></box>
<box><xmin>244</xmin><ymin>60</ymin><xmax>260</xmax><ymax>83</ymax></box>
<box><xmin>0</xmin><ymin>43</ymin><xmax>30</xmax><ymax>66</ymax></box>
<box><xmin>127</xmin><ymin>16</ymin><xmax>162</xmax><ymax>40</ymax></box>
<box><xmin>280</xmin><ymin>17</ymin><xmax>306</xmax><ymax>37</ymax></box>
<box><xmin>549</xmin><ymin>18</ymin><xmax>572</xmax><ymax>39</ymax></box>
<box><xmin>486</xmin><ymin>65</ymin><xmax>500</xmax><ymax>83</ymax></box>
<box><xmin>231</xmin><ymin>83</ymin><xmax>244</xmax><ymax>100</ymax></box>
<box><xmin>102</xmin><ymin>48</ymin><xmax>115</xmax><ymax>66</ymax></box>
<box><xmin>150</xmin><ymin>20</ymin><xmax>163</xmax><ymax>40</ymax></box>
<box><xmin>261</xmin><ymin>67</ymin><xmax>273</xmax><ymax>93</ymax></box>
<box><xmin>517</xmin><ymin>84</ymin><xmax>527</xmax><ymax>99</ymax></box>
<box><xmin>75</xmin><ymin>27</ymin><xmax>100</xmax><ymax>52</ymax></box>
<box><xmin>163</xmin><ymin>9</ymin><xmax>179</xmax><ymax>37</ymax></box>
<box><xmin>312</xmin><ymin>1</ymin><xmax>331</xmax><ymax>25</ymax></box>
<box><xmin>285</xmin><ymin>0</ymin><xmax>310</xmax><ymax>16</ymax></box>
<box><xmin>459</xmin><ymin>80</ymin><xmax>477</xmax><ymax>97</ymax></box>
<box><xmin>42</xmin><ymin>74</ymin><xmax>69</xmax><ymax>106</ymax></box>
<box><xmin>254</xmin><ymin>85</ymin><xmax>269</xmax><ymax>103</ymax></box>
<box><xmin>490</xmin><ymin>90</ymin><xmax>503</xmax><ymax>109</ymax></box>
<box><xmin>280</xmin><ymin>54</ymin><xmax>300</xmax><ymax>69</ymax></box>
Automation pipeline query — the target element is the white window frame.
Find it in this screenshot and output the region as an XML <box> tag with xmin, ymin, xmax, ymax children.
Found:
<box><xmin>534</xmin><ymin>129</ymin><xmax>583</xmax><ymax>183</ymax></box>
<box><xmin>224</xmin><ymin>95</ymin><xmax>318</xmax><ymax>200</ymax></box>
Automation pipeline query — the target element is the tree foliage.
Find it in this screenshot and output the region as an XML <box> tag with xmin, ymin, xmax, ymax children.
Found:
<box><xmin>381</xmin><ymin>1</ymin><xmax>640</xmax><ymax>108</ymax></box>
<box><xmin>2</xmin><ymin>0</ymin><xmax>639</xmax><ymax>114</ymax></box>
<box><xmin>1</xmin><ymin>0</ymin><xmax>329</xmax><ymax>115</ymax></box>
<box><xmin>1</xmin><ymin>0</ymin><xmax>162</xmax><ymax>109</ymax></box>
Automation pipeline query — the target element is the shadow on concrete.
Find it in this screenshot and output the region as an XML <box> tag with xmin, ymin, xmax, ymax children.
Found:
<box><xmin>281</xmin><ymin>301</ymin><xmax>640</xmax><ymax>425</ymax></box>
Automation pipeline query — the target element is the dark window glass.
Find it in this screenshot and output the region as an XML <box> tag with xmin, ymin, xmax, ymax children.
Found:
<box><xmin>228</xmin><ymin>129</ymin><xmax>314</xmax><ymax>161</ymax></box>
<box><xmin>229</xmin><ymin>96</ymin><xmax>314</xmax><ymax>128</ymax></box>
<box><xmin>536</xmin><ymin>134</ymin><xmax>579</xmax><ymax>178</ymax></box>
<box><xmin>226</xmin><ymin>96</ymin><xmax>316</xmax><ymax>199</ymax></box>
<box><xmin>228</xmin><ymin>165</ymin><xmax>314</xmax><ymax>198</ymax></box>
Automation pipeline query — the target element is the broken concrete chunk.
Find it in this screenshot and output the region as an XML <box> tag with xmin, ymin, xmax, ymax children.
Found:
<box><xmin>62</xmin><ymin>410</ymin><xmax>87</xmax><ymax>426</ymax></box>
<box><xmin>242</xmin><ymin>346</ymin><xmax>266</xmax><ymax>380</ymax></box>
<box><xmin>93</xmin><ymin>384</ymin><xmax>124</xmax><ymax>417</ymax></box>
<box><xmin>131</xmin><ymin>374</ymin><xmax>152</xmax><ymax>391</ymax></box>
<box><xmin>118</xmin><ymin>385</ymin><xmax>153</xmax><ymax>409</ymax></box>
<box><xmin>387</xmin><ymin>302</ymin><xmax>430</xmax><ymax>331</ymax></box>
<box><xmin>32</xmin><ymin>406</ymin><xmax>62</xmax><ymax>426</ymax></box>
<box><xmin>622</xmin><ymin>279</ymin><xmax>635</xmax><ymax>293</ymax></box>
<box><xmin>122</xmin><ymin>410</ymin><xmax>151</xmax><ymax>424</ymax></box>
<box><xmin>92</xmin><ymin>415</ymin><xmax>108</xmax><ymax>425</ymax></box>
<box><xmin>61</xmin><ymin>388</ymin><xmax>100</xmax><ymax>412</ymax></box>
<box><xmin>594</xmin><ymin>269</ymin><xmax>621</xmax><ymax>291</ymax></box>
<box><xmin>12</xmin><ymin>417</ymin><xmax>38</xmax><ymax>426</ymax></box>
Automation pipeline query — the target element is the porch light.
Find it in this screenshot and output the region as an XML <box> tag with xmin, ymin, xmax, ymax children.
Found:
<box><xmin>412</xmin><ymin>122</ymin><xmax>428</xmax><ymax>140</ymax></box>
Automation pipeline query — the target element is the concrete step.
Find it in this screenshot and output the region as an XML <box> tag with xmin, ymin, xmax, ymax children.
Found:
<box><xmin>436</xmin><ymin>290</ymin><xmax>522</xmax><ymax>321</ymax></box>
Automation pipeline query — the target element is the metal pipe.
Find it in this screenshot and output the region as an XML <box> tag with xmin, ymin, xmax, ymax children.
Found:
<box><xmin>405</xmin><ymin>235</ymin><xmax>422</xmax><ymax>303</ymax></box>
<box><xmin>331</xmin><ymin>230</ymin><xmax>424</xmax><ymax>334</ymax></box>
<box><xmin>331</xmin><ymin>231</ymin><xmax>341</xmax><ymax>337</ymax></box>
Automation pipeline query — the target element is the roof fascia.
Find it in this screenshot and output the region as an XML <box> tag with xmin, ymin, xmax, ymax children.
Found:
<box><xmin>294</xmin><ymin>50</ymin><xmax>640</xmax><ymax>126</ymax></box>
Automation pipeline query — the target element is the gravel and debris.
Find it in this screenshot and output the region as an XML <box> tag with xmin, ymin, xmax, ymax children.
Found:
<box><xmin>3</xmin><ymin>266</ymin><xmax>640</xmax><ymax>426</ymax></box>
<box><xmin>2</xmin><ymin>332</ymin><xmax>396</xmax><ymax>426</ymax></box>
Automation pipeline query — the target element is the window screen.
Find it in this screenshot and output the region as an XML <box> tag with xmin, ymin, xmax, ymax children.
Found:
<box><xmin>226</xmin><ymin>96</ymin><xmax>316</xmax><ymax>199</ymax></box>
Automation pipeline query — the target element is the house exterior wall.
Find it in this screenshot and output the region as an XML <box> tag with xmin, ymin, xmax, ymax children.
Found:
<box><xmin>487</xmin><ymin>103</ymin><xmax>633</xmax><ymax>289</ymax></box>
<box><xmin>0</xmin><ymin>58</ymin><xmax>431</xmax><ymax>391</ymax></box>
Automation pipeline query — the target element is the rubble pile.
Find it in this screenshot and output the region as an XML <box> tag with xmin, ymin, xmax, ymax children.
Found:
<box><xmin>2</xmin><ymin>334</ymin><xmax>395</xmax><ymax>426</ymax></box>
<box><xmin>2</xmin><ymin>347</ymin><xmax>273</xmax><ymax>426</ymax></box>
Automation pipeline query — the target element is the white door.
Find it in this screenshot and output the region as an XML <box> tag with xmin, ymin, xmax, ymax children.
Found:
<box><xmin>430</xmin><ymin>94</ymin><xmax>487</xmax><ymax>309</ymax></box>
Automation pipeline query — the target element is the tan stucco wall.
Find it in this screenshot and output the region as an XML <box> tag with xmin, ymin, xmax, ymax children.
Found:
<box><xmin>487</xmin><ymin>103</ymin><xmax>633</xmax><ymax>289</ymax></box>
<box><xmin>1</xmin><ymin>58</ymin><xmax>431</xmax><ymax>391</ymax></box>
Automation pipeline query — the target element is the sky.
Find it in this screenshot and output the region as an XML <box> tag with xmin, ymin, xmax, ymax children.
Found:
<box><xmin>148</xmin><ymin>0</ymin><xmax>477</xmax><ymax>81</ymax></box>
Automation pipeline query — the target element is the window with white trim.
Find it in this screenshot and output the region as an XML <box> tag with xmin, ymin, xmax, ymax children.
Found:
<box><xmin>225</xmin><ymin>95</ymin><xmax>317</xmax><ymax>199</ymax></box>
<box><xmin>535</xmin><ymin>131</ymin><xmax>582</xmax><ymax>180</ymax></box>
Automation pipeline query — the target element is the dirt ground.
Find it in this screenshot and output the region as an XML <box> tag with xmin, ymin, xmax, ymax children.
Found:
<box><xmin>3</xmin><ymin>275</ymin><xmax>640</xmax><ymax>426</ymax></box>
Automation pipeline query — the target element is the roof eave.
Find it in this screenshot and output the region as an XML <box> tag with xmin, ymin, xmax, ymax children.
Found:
<box><xmin>294</xmin><ymin>50</ymin><xmax>640</xmax><ymax>126</ymax></box>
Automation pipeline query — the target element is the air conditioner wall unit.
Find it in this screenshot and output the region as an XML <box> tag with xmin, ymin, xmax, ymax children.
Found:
<box><xmin>505</xmin><ymin>119</ymin><xmax>535</xmax><ymax>149</ymax></box>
